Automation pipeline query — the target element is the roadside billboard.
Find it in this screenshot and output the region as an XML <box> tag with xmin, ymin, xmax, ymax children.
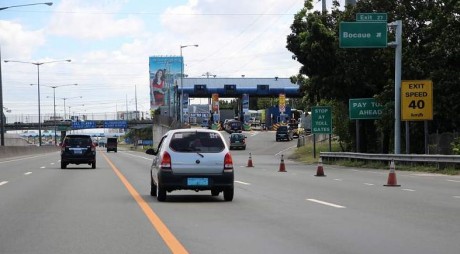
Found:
<box><xmin>212</xmin><ymin>93</ymin><xmax>219</xmax><ymax>113</ymax></box>
<box><xmin>242</xmin><ymin>94</ymin><xmax>249</xmax><ymax>113</ymax></box>
<box><xmin>149</xmin><ymin>56</ymin><xmax>182</xmax><ymax>110</ymax></box>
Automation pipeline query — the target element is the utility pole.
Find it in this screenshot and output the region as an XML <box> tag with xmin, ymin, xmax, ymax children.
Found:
<box><xmin>135</xmin><ymin>85</ymin><xmax>138</xmax><ymax>119</ymax></box>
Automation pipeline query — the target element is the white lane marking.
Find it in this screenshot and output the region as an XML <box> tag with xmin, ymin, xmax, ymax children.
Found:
<box><xmin>50</xmin><ymin>163</ymin><xmax>55</xmax><ymax>165</ymax></box>
<box><xmin>402</xmin><ymin>188</ymin><xmax>416</xmax><ymax>192</ymax></box>
<box><xmin>235</xmin><ymin>181</ymin><xmax>251</xmax><ymax>185</ymax></box>
<box><xmin>364</xmin><ymin>183</ymin><xmax>374</xmax><ymax>186</ymax></box>
<box><xmin>0</xmin><ymin>181</ymin><xmax>8</xmax><ymax>186</ymax></box>
<box><xmin>40</xmin><ymin>166</ymin><xmax>46</xmax><ymax>169</ymax></box>
<box><xmin>447</xmin><ymin>179</ymin><xmax>460</xmax><ymax>183</ymax></box>
<box><xmin>275</xmin><ymin>146</ymin><xmax>297</xmax><ymax>157</ymax></box>
<box><xmin>334</xmin><ymin>179</ymin><xmax>343</xmax><ymax>181</ymax></box>
<box><xmin>24</xmin><ymin>172</ymin><xmax>32</xmax><ymax>175</ymax></box>
<box><xmin>453</xmin><ymin>196</ymin><xmax>460</xmax><ymax>199</ymax></box>
<box><xmin>123</xmin><ymin>152</ymin><xmax>152</xmax><ymax>160</ymax></box>
<box><xmin>306</xmin><ymin>199</ymin><xmax>346</xmax><ymax>208</ymax></box>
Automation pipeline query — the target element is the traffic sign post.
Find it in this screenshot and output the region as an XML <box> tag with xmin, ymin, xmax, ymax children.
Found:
<box><xmin>311</xmin><ymin>106</ymin><xmax>332</xmax><ymax>158</ymax></box>
<box><xmin>311</xmin><ymin>106</ymin><xmax>332</xmax><ymax>134</ymax></box>
<box><xmin>349</xmin><ymin>98</ymin><xmax>384</xmax><ymax>152</ymax></box>
<box><xmin>349</xmin><ymin>98</ymin><xmax>384</xmax><ymax>120</ymax></box>
<box><xmin>401</xmin><ymin>80</ymin><xmax>433</xmax><ymax>121</ymax></box>
<box><xmin>339</xmin><ymin>22</ymin><xmax>388</xmax><ymax>48</ymax></box>
<box><xmin>356</xmin><ymin>13</ymin><xmax>387</xmax><ymax>22</ymax></box>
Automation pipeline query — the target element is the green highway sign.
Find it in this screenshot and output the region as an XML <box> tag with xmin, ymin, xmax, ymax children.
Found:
<box><xmin>349</xmin><ymin>98</ymin><xmax>384</xmax><ymax>120</ymax></box>
<box><xmin>339</xmin><ymin>22</ymin><xmax>388</xmax><ymax>48</ymax></box>
<box><xmin>311</xmin><ymin>106</ymin><xmax>332</xmax><ymax>134</ymax></box>
<box><xmin>356</xmin><ymin>13</ymin><xmax>387</xmax><ymax>22</ymax></box>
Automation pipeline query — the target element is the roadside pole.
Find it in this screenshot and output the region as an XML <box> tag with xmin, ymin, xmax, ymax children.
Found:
<box><xmin>388</xmin><ymin>20</ymin><xmax>402</xmax><ymax>154</ymax></box>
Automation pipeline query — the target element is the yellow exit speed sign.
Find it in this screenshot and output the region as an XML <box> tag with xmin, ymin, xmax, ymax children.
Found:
<box><xmin>401</xmin><ymin>80</ymin><xmax>433</xmax><ymax>121</ymax></box>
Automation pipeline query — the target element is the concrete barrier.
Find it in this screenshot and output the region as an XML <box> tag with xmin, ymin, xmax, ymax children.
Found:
<box><xmin>0</xmin><ymin>146</ymin><xmax>60</xmax><ymax>159</ymax></box>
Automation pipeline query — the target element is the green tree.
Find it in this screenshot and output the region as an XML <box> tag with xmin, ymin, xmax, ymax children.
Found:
<box><xmin>287</xmin><ymin>0</ymin><xmax>460</xmax><ymax>153</ymax></box>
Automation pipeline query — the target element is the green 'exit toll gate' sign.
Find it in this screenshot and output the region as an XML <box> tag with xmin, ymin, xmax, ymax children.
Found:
<box><xmin>349</xmin><ymin>98</ymin><xmax>384</xmax><ymax>120</ymax></box>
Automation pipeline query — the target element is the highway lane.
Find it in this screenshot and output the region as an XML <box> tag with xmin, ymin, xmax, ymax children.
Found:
<box><xmin>1</xmin><ymin>130</ymin><xmax>459</xmax><ymax>254</ymax></box>
<box><xmin>0</xmin><ymin>150</ymin><xmax>170</xmax><ymax>254</ymax></box>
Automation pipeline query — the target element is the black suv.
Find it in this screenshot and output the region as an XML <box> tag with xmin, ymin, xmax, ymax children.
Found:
<box><xmin>60</xmin><ymin>134</ymin><xmax>96</xmax><ymax>169</ymax></box>
<box><xmin>225</xmin><ymin>120</ymin><xmax>243</xmax><ymax>133</ymax></box>
<box><xmin>276</xmin><ymin>125</ymin><xmax>293</xmax><ymax>141</ymax></box>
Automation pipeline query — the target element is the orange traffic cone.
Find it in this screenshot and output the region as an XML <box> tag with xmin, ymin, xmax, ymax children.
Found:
<box><xmin>247</xmin><ymin>153</ymin><xmax>254</xmax><ymax>167</ymax></box>
<box><xmin>278</xmin><ymin>154</ymin><xmax>286</xmax><ymax>172</ymax></box>
<box><xmin>315</xmin><ymin>157</ymin><xmax>326</xmax><ymax>177</ymax></box>
<box><xmin>384</xmin><ymin>160</ymin><xmax>401</xmax><ymax>187</ymax></box>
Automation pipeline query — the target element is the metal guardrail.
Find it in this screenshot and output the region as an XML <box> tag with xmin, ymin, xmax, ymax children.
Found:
<box><xmin>320</xmin><ymin>152</ymin><xmax>460</xmax><ymax>164</ymax></box>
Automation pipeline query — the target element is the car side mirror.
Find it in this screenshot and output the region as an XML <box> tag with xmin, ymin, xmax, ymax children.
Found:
<box><xmin>146</xmin><ymin>148</ymin><xmax>158</xmax><ymax>155</ymax></box>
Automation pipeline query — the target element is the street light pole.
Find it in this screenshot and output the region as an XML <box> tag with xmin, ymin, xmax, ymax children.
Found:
<box><xmin>0</xmin><ymin>46</ymin><xmax>4</xmax><ymax>146</ymax></box>
<box><xmin>0</xmin><ymin>2</ymin><xmax>54</xmax><ymax>146</ymax></box>
<box><xmin>0</xmin><ymin>2</ymin><xmax>53</xmax><ymax>11</ymax></box>
<box><xmin>41</xmin><ymin>84</ymin><xmax>78</xmax><ymax>145</ymax></box>
<box><xmin>4</xmin><ymin>59</ymin><xmax>71</xmax><ymax>146</ymax></box>
<box><xmin>180</xmin><ymin>44</ymin><xmax>198</xmax><ymax>125</ymax></box>
<box><xmin>58</xmin><ymin>96</ymin><xmax>82</xmax><ymax>119</ymax></box>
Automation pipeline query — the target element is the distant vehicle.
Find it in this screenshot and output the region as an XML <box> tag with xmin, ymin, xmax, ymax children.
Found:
<box><xmin>106</xmin><ymin>138</ymin><xmax>118</xmax><ymax>152</ymax></box>
<box><xmin>224</xmin><ymin>120</ymin><xmax>243</xmax><ymax>133</ymax></box>
<box><xmin>60</xmin><ymin>134</ymin><xmax>96</xmax><ymax>169</ymax></box>
<box><xmin>276</xmin><ymin>125</ymin><xmax>293</xmax><ymax>141</ymax></box>
<box><xmin>229</xmin><ymin>133</ymin><xmax>246</xmax><ymax>150</ymax></box>
<box><xmin>145</xmin><ymin>129</ymin><xmax>234</xmax><ymax>202</ymax></box>
<box><xmin>201</xmin><ymin>119</ymin><xmax>209</xmax><ymax>128</ymax></box>
<box><xmin>289</xmin><ymin>118</ymin><xmax>303</xmax><ymax>138</ymax></box>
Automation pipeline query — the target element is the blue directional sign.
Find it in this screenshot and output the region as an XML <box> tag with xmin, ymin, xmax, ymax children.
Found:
<box><xmin>104</xmin><ymin>120</ymin><xmax>127</xmax><ymax>128</ymax></box>
<box><xmin>72</xmin><ymin>121</ymin><xmax>96</xmax><ymax>129</ymax></box>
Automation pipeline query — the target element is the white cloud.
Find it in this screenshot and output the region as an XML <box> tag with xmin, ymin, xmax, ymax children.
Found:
<box><xmin>2</xmin><ymin>0</ymin><xmax>305</xmax><ymax>115</ymax></box>
<box><xmin>46</xmin><ymin>0</ymin><xmax>145</xmax><ymax>40</ymax></box>
<box><xmin>0</xmin><ymin>21</ymin><xmax>46</xmax><ymax>59</ymax></box>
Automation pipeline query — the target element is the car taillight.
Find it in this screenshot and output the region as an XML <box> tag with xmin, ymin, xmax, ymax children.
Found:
<box><xmin>160</xmin><ymin>151</ymin><xmax>172</xmax><ymax>171</ymax></box>
<box><xmin>90</xmin><ymin>144</ymin><xmax>96</xmax><ymax>152</ymax></box>
<box><xmin>224</xmin><ymin>153</ymin><xmax>233</xmax><ymax>172</ymax></box>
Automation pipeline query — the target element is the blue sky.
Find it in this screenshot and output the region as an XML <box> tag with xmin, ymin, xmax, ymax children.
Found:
<box><xmin>0</xmin><ymin>0</ymin><xmax>336</xmax><ymax>118</ymax></box>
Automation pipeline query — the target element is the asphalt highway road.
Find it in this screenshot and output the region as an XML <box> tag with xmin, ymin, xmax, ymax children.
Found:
<box><xmin>1</xmin><ymin>130</ymin><xmax>459</xmax><ymax>254</ymax></box>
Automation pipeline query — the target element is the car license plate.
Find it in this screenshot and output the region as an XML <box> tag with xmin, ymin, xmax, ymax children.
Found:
<box><xmin>74</xmin><ymin>149</ymin><xmax>82</xmax><ymax>155</ymax></box>
<box><xmin>235</xmin><ymin>141</ymin><xmax>240</xmax><ymax>143</ymax></box>
<box><xmin>187</xmin><ymin>178</ymin><xmax>208</xmax><ymax>186</ymax></box>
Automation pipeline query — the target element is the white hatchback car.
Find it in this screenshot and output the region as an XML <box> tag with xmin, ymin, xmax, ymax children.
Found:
<box><xmin>146</xmin><ymin>129</ymin><xmax>234</xmax><ymax>201</ymax></box>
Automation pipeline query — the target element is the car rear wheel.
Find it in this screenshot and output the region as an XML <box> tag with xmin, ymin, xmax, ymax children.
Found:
<box><xmin>157</xmin><ymin>183</ymin><xmax>166</xmax><ymax>202</ymax></box>
<box><xmin>92</xmin><ymin>161</ymin><xmax>96</xmax><ymax>169</ymax></box>
<box><xmin>61</xmin><ymin>162</ymin><xmax>66</xmax><ymax>169</ymax></box>
<box><xmin>223</xmin><ymin>187</ymin><xmax>234</xmax><ymax>201</ymax></box>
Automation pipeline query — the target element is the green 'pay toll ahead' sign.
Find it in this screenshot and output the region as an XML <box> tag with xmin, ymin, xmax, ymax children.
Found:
<box><xmin>311</xmin><ymin>106</ymin><xmax>332</xmax><ymax>134</ymax></box>
<box><xmin>349</xmin><ymin>98</ymin><xmax>384</xmax><ymax>120</ymax></box>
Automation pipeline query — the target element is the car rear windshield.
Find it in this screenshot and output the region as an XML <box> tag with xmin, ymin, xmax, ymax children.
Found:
<box><xmin>231</xmin><ymin>134</ymin><xmax>244</xmax><ymax>141</ymax></box>
<box><xmin>64</xmin><ymin>136</ymin><xmax>92</xmax><ymax>146</ymax></box>
<box><xmin>230</xmin><ymin>121</ymin><xmax>241</xmax><ymax>127</ymax></box>
<box><xmin>278</xmin><ymin>126</ymin><xmax>288</xmax><ymax>131</ymax></box>
<box><xmin>169</xmin><ymin>132</ymin><xmax>225</xmax><ymax>153</ymax></box>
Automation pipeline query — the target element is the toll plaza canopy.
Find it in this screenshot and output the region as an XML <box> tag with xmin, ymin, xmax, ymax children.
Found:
<box><xmin>180</xmin><ymin>78</ymin><xmax>300</xmax><ymax>98</ymax></box>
